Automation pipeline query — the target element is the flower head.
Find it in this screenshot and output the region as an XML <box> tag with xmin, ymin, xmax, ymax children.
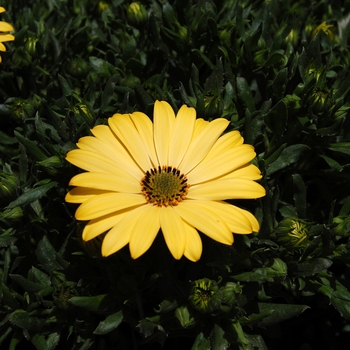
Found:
<box><xmin>66</xmin><ymin>101</ymin><xmax>265</xmax><ymax>261</ymax></box>
<box><xmin>276</xmin><ymin>218</ymin><xmax>310</xmax><ymax>249</ymax></box>
<box><xmin>0</xmin><ymin>7</ymin><xmax>14</xmax><ymax>63</ymax></box>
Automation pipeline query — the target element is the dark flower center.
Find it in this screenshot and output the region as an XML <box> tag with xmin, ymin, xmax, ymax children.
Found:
<box><xmin>141</xmin><ymin>166</ymin><xmax>190</xmax><ymax>207</ymax></box>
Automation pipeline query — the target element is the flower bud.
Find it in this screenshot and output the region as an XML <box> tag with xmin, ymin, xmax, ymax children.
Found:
<box><xmin>276</xmin><ymin>218</ymin><xmax>310</xmax><ymax>249</ymax></box>
<box><xmin>25</xmin><ymin>37</ymin><xmax>38</xmax><ymax>56</ymax></box>
<box><xmin>204</xmin><ymin>93</ymin><xmax>223</xmax><ymax>119</ymax></box>
<box><xmin>333</xmin><ymin>216</ymin><xmax>350</xmax><ymax>236</ymax></box>
<box><xmin>67</xmin><ymin>56</ymin><xmax>89</xmax><ymax>78</ymax></box>
<box><xmin>0</xmin><ymin>172</ymin><xmax>19</xmax><ymax>202</ymax></box>
<box><xmin>98</xmin><ymin>1</ymin><xmax>110</xmax><ymax>13</ymax></box>
<box><xmin>220</xmin><ymin>281</ymin><xmax>242</xmax><ymax>306</ymax></box>
<box><xmin>0</xmin><ymin>207</ymin><xmax>23</xmax><ymax>220</ymax></box>
<box><xmin>312</xmin><ymin>22</ymin><xmax>334</xmax><ymax>41</ymax></box>
<box><xmin>126</xmin><ymin>2</ymin><xmax>148</xmax><ymax>28</ymax></box>
<box><xmin>189</xmin><ymin>278</ymin><xmax>222</xmax><ymax>313</ymax></box>
<box><xmin>286</xmin><ymin>29</ymin><xmax>299</xmax><ymax>46</ymax></box>
<box><xmin>73</xmin><ymin>102</ymin><xmax>95</xmax><ymax>126</ymax></box>
<box><xmin>7</xmin><ymin>97</ymin><xmax>35</xmax><ymax>121</ymax></box>
<box><xmin>307</xmin><ymin>89</ymin><xmax>332</xmax><ymax>114</ymax></box>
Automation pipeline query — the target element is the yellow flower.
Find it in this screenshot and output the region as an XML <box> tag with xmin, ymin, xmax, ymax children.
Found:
<box><xmin>312</xmin><ymin>22</ymin><xmax>334</xmax><ymax>41</ymax></box>
<box><xmin>0</xmin><ymin>7</ymin><xmax>15</xmax><ymax>63</ymax></box>
<box><xmin>66</xmin><ymin>101</ymin><xmax>265</xmax><ymax>261</ymax></box>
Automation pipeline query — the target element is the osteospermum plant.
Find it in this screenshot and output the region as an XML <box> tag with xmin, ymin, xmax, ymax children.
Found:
<box><xmin>66</xmin><ymin>101</ymin><xmax>265</xmax><ymax>261</ymax></box>
<box><xmin>0</xmin><ymin>7</ymin><xmax>14</xmax><ymax>62</ymax></box>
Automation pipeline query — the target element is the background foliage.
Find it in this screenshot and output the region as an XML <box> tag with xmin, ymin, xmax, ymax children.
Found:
<box><xmin>1</xmin><ymin>0</ymin><xmax>350</xmax><ymax>349</ymax></box>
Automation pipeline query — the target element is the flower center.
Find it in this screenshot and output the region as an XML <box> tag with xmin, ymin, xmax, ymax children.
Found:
<box><xmin>141</xmin><ymin>166</ymin><xmax>190</xmax><ymax>207</ymax></box>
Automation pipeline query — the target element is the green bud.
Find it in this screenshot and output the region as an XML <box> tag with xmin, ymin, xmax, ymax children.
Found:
<box><xmin>286</xmin><ymin>29</ymin><xmax>299</xmax><ymax>46</ymax></box>
<box><xmin>0</xmin><ymin>207</ymin><xmax>23</xmax><ymax>220</ymax></box>
<box><xmin>307</xmin><ymin>89</ymin><xmax>333</xmax><ymax>114</ymax></box>
<box><xmin>204</xmin><ymin>93</ymin><xmax>223</xmax><ymax>119</ymax></box>
<box><xmin>0</xmin><ymin>172</ymin><xmax>19</xmax><ymax>202</ymax></box>
<box><xmin>67</xmin><ymin>56</ymin><xmax>89</xmax><ymax>78</ymax></box>
<box><xmin>189</xmin><ymin>278</ymin><xmax>222</xmax><ymax>313</ymax></box>
<box><xmin>221</xmin><ymin>281</ymin><xmax>242</xmax><ymax>306</ymax></box>
<box><xmin>25</xmin><ymin>37</ymin><xmax>38</xmax><ymax>56</ymax></box>
<box><xmin>333</xmin><ymin>216</ymin><xmax>350</xmax><ymax>236</ymax></box>
<box><xmin>98</xmin><ymin>1</ymin><xmax>110</xmax><ymax>13</ymax></box>
<box><xmin>276</xmin><ymin>218</ymin><xmax>310</xmax><ymax>249</ymax></box>
<box><xmin>312</xmin><ymin>22</ymin><xmax>334</xmax><ymax>41</ymax></box>
<box><xmin>7</xmin><ymin>97</ymin><xmax>35</xmax><ymax>121</ymax></box>
<box><xmin>73</xmin><ymin>102</ymin><xmax>95</xmax><ymax>126</ymax></box>
<box><xmin>254</xmin><ymin>49</ymin><xmax>268</xmax><ymax>66</ymax></box>
<box><xmin>126</xmin><ymin>2</ymin><xmax>148</xmax><ymax>28</ymax></box>
<box><xmin>53</xmin><ymin>282</ymin><xmax>77</xmax><ymax>310</ymax></box>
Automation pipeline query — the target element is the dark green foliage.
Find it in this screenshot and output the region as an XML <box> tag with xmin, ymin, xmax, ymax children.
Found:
<box><xmin>1</xmin><ymin>0</ymin><xmax>350</xmax><ymax>349</ymax></box>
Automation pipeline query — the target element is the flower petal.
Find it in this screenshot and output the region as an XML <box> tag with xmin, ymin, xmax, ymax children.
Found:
<box><xmin>153</xmin><ymin>100</ymin><xmax>175</xmax><ymax>165</ymax></box>
<box><xmin>187</xmin><ymin>144</ymin><xmax>256</xmax><ymax>184</ymax></box>
<box><xmin>69</xmin><ymin>172</ymin><xmax>140</xmax><ymax>193</ymax></box>
<box><xmin>108</xmin><ymin>114</ymin><xmax>153</xmax><ymax>171</ymax></box>
<box><xmin>0</xmin><ymin>22</ymin><xmax>14</xmax><ymax>32</ymax></box>
<box><xmin>168</xmin><ymin>104</ymin><xmax>196</xmax><ymax>168</ymax></box>
<box><xmin>183</xmin><ymin>223</ymin><xmax>202</xmax><ymax>262</ymax></box>
<box><xmin>159</xmin><ymin>207</ymin><xmax>186</xmax><ymax>260</ymax></box>
<box><xmin>179</xmin><ymin>118</ymin><xmax>229</xmax><ymax>174</ymax></box>
<box><xmin>0</xmin><ymin>33</ymin><xmax>14</xmax><ymax>42</ymax></box>
<box><xmin>173</xmin><ymin>200</ymin><xmax>233</xmax><ymax>245</ymax></box>
<box><xmin>83</xmin><ymin>210</ymin><xmax>129</xmax><ymax>241</ymax></box>
<box><xmin>220</xmin><ymin>164</ymin><xmax>262</xmax><ymax>181</ymax></box>
<box><xmin>129</xmin><ymin>111</ymin><xmax>159</xmax><ymax>167</ymax></box>
<box><xmin>65</xmin><ymin>187</ymin><xmax>110</xmax><ymax>203</ymax></box>
<box><xmin>75</xmin><ymin>193</ymin><xmax>146</xmax><ymax>220</ymax></box>
<box><xmin>89</xmin><ymin>125</ymin><xmax>144</xmax><ymax>179</ymax></box>
<box><xmin>101</xmin><ymin>205</ymin><xmax>148</xmax><ymax>256</ymax></box>
<box><xmin>187</xmin><ymin>178</ymin><xmax>266</xmax><ymax>200</ymax></box>
<box><xmin>197</xmin><ymin>201</ymin><xmax>260</xmax><ymax>233</ymax></box>
<box><xmin>129</xmin><ymin>205</ymin><xmax>161</xmax><ymax>259</ymax></box>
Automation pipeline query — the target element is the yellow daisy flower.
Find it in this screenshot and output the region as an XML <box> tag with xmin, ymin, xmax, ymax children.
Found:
<box><xmin>66</xmin><ymin>101</ymin><xmax>265</xmax><ymax>261</ymax></box>
<box><xmin>0</xmin><ymin>7</ymin><xmax>15</xmax><ymax>63</ymax></box>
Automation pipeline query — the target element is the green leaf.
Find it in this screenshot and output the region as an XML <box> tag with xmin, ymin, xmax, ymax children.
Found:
<box><xmin>175</xmin><ymin>306</ymin><xmax>195</xmax><ymax>328</ymax></box>
<box><xmin>7</xmin><ymin>181</ymin><xmax>57</xmax><ymax>209</ymax></box>
<box><xmin>257</xmin><ymin>303</ymin><xmax>310</xmax><ymax>327</ymax></box>
<box><xmin>93</xmin><ymin>310</ymin><xmax>123</xmax><ymax>335</ymax></box>
<box><xmin>9</xmin><ymin>309</ymin><xmax>46</xmax><ymax>331</ymax></box>
<box><xmin>292</xmin><ymin>174</ymin><xmax>307</xmax><ymax>218</ymax></box>
<box><xmin>210</xmin><ymin>323</ymin><xmax>229</xmax><ymax>350</ymax></box>
<box><xmin>69</xmin><ymin>294</ymin><xmax>114</xmax><ymax>312</ymax></box>
<box><xmin>9</xmin><ymin>274</ymin><xmax>48</xmax><ymax>292</ymax></box>
<box><xmin>58</xmin><ymin>74</ymin><xmax>72</xmax><ymax>96</ymax></box>
<box><xmin>319</xmin><ymin>154</ymin><xmax>343</xmax><ymax>171</ymax></box>
<box><xmin>192</xmin><ymin>332</ymin><xmax>210</xmax><ymax>350</ymax></box>
<box><xmin>328</xmin><ymin>142</ymin><xmax>350</xmax><ymax>155</ymax></box>
<box><xmin>35</xmin><ymin>236</ymin><xmax>69</xmax><ymax>273</ymax></box>
<box><xmin>236</xmin><ymin>77</ymin><xmax>255</xmax><ymax>112</ymax></box>
<box><xmin>266</xmin><ymin>144</ymin><xmax>310</xmax><ymax>175</ymax></box>
<box><xmin>14</xmin><ymin>131</ymin><xmax>48</xmax><ymax>161</ymax></box>
<box><xmin>264</xmin><ymin>100</ymin><xmax>288</xmax><ymax>136</ymax></box>
<box><xmin>295</xmin><ymin>258</ymin><xmax>333</xmax><ymax>277</ymax></box>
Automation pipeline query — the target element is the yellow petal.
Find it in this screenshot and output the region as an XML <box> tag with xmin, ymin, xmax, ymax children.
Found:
<box><xmin>101</xmin><ymin>205</ymin><xmax>148</xmax><ymax>256</ymax></box>
<box><xmin>197</xmin><ymin>201</ymin><xmax>259</xmax><ymax>233</ymax></box>
<box><xmin>0</xmin><ymin>7</ymin><xmax>5</xmax><ymax>13</ymax></box>
<box><xmin>75</xmin><ymin>192</ymin><xmax>146</xmax><ymax>220</ymax></box>
<box><xmin>0</xmin><ymin>21</ymin><xmax>13</xmax><ymax>32</ymax></box>
<box><xmin>66</xmin><ymin>149</ymin><xmax>142</xmax><ymax>181</ymax></box>
<box><xmin>69</xmin><ymin>172</ymin><xmax>140</xmax><ymax>193</ymax></box>
<box><xmin>108</xmin><ymin>114</ymin><xmax>152</xmax><ymax>171</ymax></box>
<box><xmin>129</xmin><ymin>205</ymin><xmax>161</xmax><ymax>259</ymax></box>
<box><xmin>0</xmin><ymin>33</ymin><xmax>14</xmax><ymax>41</ymax></box>
<box><xmin>192</xmin><ymin>118</ymin><xmax>209</xmax><ymax>138</ymax></box>
<box><xmin>179</xmin><ymin>118</ymin><xmax>229</xmax><ymax>174</ymax></box>
<box><xmin>83</xmin><ymin>210</ymin><xmax>129</xmax><ymax>241</ymax></box>
<box><xmin>89</xmin><ymin>125</ymin><xmax>144</xmax><ymax>178</ymax></box>
<box><xmin>173</xmin><ymin>200</ymin><xmax>233</xmax><ymax>245</ymax></box>
<box><xmin>168</xmin><ymin>104</ymin><xmax>196</xmax><ymax>168</ymax></box>
<box><xmin>0</xmin><ymin>42</ymin><xmax>6</xmax><ymax>51</ymax></box>
<box><xmin>159</xmin><ymin>207</ymin><xmax>186</xmax><ymax>260</ymax></box>
<box><xmin>187</xmin><ymin>144</ymin><xmax>256</xmax><ymax>184</ymax></box>
<box><xmin>183</xmin><ymin>222</ymin><xmax>202</xmax><ymax>262</ymax></box>
<box><xmin>187</xmin><ymin>178</ymin><xmax>266</xmax><ymax>200</ymax></box>
<box><xmin>129</xmin><ymin>111</ymin><xmax>159</xmax><ymax>167</ymax></box>
<box><xmin>220</xmin><ymin>164</ymin><xmax>262</xmax><ymax>181</ymax></box>
<box><xmin>65</xmin><ymin>187</ymin><xmax>110</xmax><ymax>203</ymax></box>
<box><xmin>153</xmin><ymin>100</ymin><xmax>175</xmax><ymax>165</ymax></box>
